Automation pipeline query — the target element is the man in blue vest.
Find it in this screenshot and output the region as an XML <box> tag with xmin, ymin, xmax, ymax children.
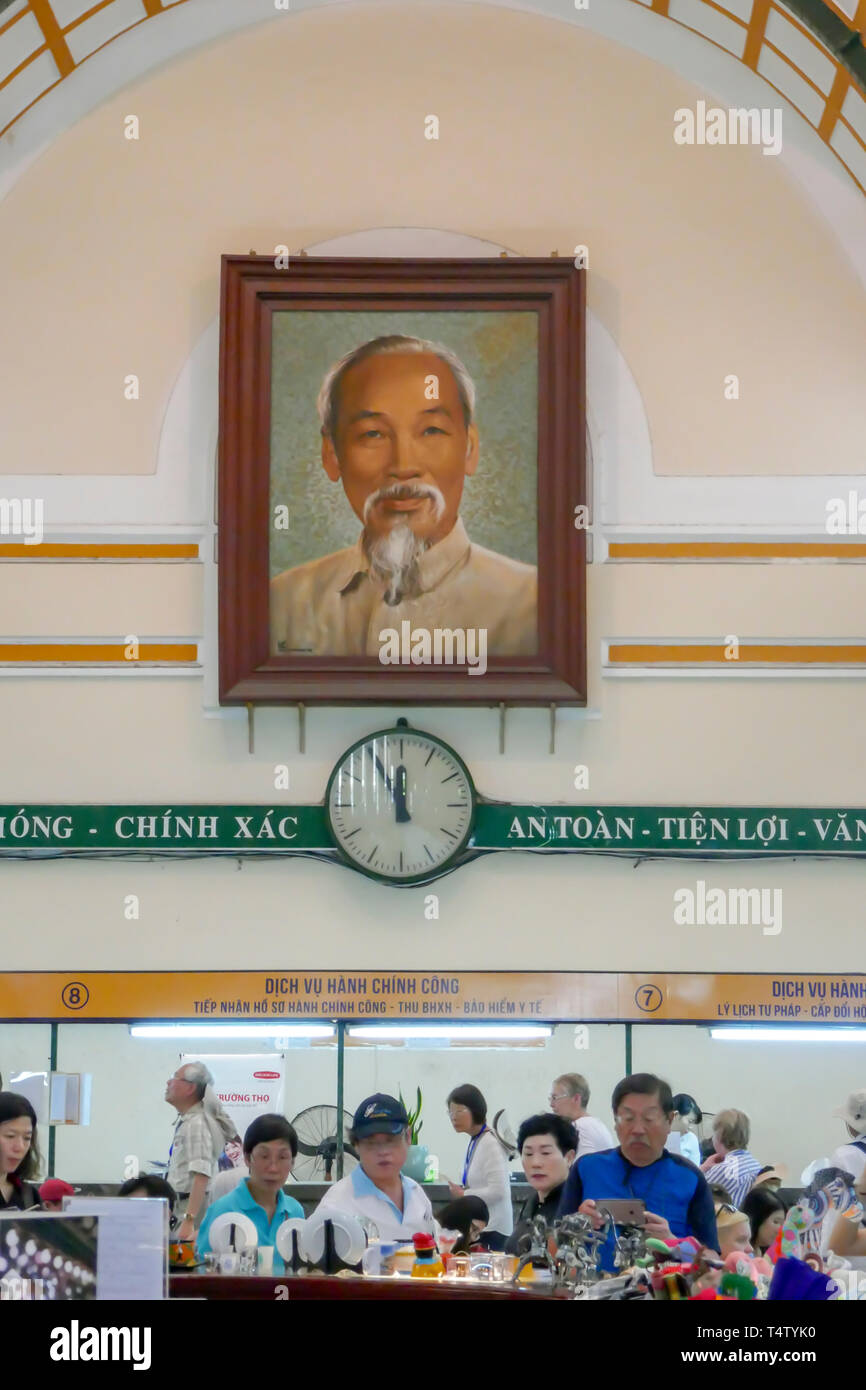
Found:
<box><xmin>557</xmin><ymin>1073</ymin><xmax>718</xmax><ymax>1272</ymax></box>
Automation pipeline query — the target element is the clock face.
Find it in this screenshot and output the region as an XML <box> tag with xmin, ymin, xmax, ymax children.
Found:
<box><xmin>325</xmin><ymin>727</ymin><xmax>476</xmax><ymax>884</ymax></box>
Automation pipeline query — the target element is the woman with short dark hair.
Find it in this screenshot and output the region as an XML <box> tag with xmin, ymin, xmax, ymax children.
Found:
<box><xmin>446</xmin><ymin>1084</ymin><xmax>513</xmax><ymax>1248</ymax></box>
<box><xmin>0</xmin><ymin>1092</ymin><xmax>41</xmax><ymax>1210</ymax></box>
<box><xmin>505</xmin><ymin>1113</ymin><xmax>577</xmax><ymax>1257</ymax></box>
<box><xmin>196</xmin><ymin>1114</ymin><xmax>303</xmax><ymax>1271</ymax></box>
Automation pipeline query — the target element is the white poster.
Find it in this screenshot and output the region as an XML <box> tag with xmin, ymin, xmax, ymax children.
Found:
<box><xmin>180</xmin><ymin>1054</ymin><xmax>286</xmax><ymax>1166</ymax></box>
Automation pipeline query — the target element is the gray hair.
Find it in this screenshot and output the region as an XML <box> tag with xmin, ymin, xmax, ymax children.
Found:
<box><xmin>556</xmin><ymin>1073</ymin><xmax>590</xmax><ymax>1107</ymax></box>
<box><xmin>179</xmin><ymin>1061</ymin><xmax>214</xmax><ymax>1101</ymax></box>
<box><xmin>316</xmin><ymin>334</ymin><xmax>476</xmax><ymax>441</ymax></box>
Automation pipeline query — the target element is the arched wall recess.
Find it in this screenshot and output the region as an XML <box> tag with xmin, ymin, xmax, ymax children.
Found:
<box><xmin>0</xmin><ymin>0</ymin><xmax>864</xmax><ymax>198</ymax></box>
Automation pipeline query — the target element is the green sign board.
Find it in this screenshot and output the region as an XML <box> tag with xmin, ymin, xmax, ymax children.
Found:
<box><xmin>1</xmin><ymin>804</ymin><xmax>865</xmax><ymax>855</ymax></box>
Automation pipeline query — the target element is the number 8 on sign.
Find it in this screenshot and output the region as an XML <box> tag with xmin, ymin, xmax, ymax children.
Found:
<box><xmin>61</xmin><ymin>982</ymin><xmax>89</xmax><ymax>1010</ymax></box>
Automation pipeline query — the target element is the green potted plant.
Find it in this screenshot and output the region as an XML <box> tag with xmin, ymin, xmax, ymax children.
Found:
<box><xmin>399</xmin><ymin>1086</ymin><xmax>428</xmax><ymax>1182</ymax></box>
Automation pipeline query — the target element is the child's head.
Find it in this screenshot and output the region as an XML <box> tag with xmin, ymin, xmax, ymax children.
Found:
<box><xmin>715</xmin><ymin>1199</ymin><xmax>754</xmax><ymax>1259</ymax></box>
<box><xmin>39</xmin><ymin>1178</ymin><xmax>74</xmax><ymax>1211</ymax></box>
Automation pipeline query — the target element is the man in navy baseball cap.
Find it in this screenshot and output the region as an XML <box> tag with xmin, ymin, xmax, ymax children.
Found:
<box><xmin>351</xmin><ymin>1094</ymin><xmax>409</xmax><ymax>1139</ymax></box>
<box><xmin>311</xmin><ymin>1092</ymin><xmax>434</xmax><ymax>1241</ymax></box>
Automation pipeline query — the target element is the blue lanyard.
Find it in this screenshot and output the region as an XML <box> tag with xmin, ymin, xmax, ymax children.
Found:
<box><xmin>462</xmin><ymin>1126</ymin><xmax>488</xmax><ymax>1186</ymax></box>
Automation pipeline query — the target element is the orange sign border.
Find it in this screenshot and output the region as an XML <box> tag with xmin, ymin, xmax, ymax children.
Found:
<box><xmin>2</xmin><ymin>971</ymin><xmax>864</xmax><ymax>1024</ymax></box>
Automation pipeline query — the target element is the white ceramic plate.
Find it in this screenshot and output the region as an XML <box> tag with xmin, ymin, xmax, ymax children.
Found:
<box><xmin>274</xmin><ymin>1217</ymin><xmax>308</xmax><ymax>1265</ymax></box>
<box><xmin>302</xmin><ymin>1210</ymin><xmax>366</xmax><ymax>1267</ymax></box>
<box><xmin>207</xmin><ymin>1211</ymin><xmax>258</xmax><ymax>1253</ymax></box>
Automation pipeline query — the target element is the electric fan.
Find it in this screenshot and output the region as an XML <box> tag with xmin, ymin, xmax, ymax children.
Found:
<box><xmin>290</xmin><ymin>1105</ymin><xmax>358</xmax><ymax>1181</ymax></box>
<box><xmin>492</xmin><ymin>1108</ymin><xmax>518</xmax><ymax>1160</ymax></box>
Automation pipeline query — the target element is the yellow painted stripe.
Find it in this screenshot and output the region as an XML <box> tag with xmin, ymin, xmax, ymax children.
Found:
<box><xmin>650</xmin><ymin>0</ymin><xmax>670</xmax><ymax>13</ymax></box>
<box><xmin>0</xmin><ymin>48</ymin><xmax>50</xmax><ymax>94</ymax></box>
<box><xmin>608</xmin><ymin>542</ymin><xmax>866</xmax><ymax>559</ymax></box>
<box><xmin>0</xmin><ymin>643</ymin><xmax>198</xmax><ymax>662</ymax></box>
<box><xmin>743</xmin><ymin>0</ymin><xmax>772</xmax><ymax>67</ymax></box>
<box><xmin>142</xmin><ymin>0</ymin><xmax>165</xmax><ymax>13</ymax></box>
<box><xmin>700</xmin><ymin>0</ymin><xmax>747</xmax><ymax>27</ymax></box>
<box><xmin>0</xmin><ymin>8</ymin><xmax>29</xmax><ymax>37</ymax></box>
<box><xmin>763</xmin><ymin>41</ymin><xmax>831</xmax><ymax>100</ymax></box>
<box><xmin>63</xmin><ymin>2</ymin><xmax>119</xmax><ymax>34</ymax></box>
<box><xmin>0</xmin><ymin>544</ymin><xmax>199</xmax><ymax>559</ymax></box>
<box><xmin>819</xmin><ymin>66</ymin><xmax>852</xmax><ymax>141</ymax></box>
<box><xmin>610</xmin><ymin>643</ymin><xmax>866</xmax><ymax>663</ymax></box>
<box><xmin>29</xmin><ymin>0</ymin><xmax>75</xmax><ymax>77</ymax></box>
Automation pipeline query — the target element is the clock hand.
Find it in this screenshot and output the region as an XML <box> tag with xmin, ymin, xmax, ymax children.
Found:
<box><xmin>393</xmin><ymin>764</ymin><xmax>411</xmax><ymax>823</ymax></box>
<box><xmin>366</xmin><ymin>745</ymin><xmax>394</xmax><ymax>797</ymax></box>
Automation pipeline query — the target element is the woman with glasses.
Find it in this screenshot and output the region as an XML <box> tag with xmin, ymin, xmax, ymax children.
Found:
<box><xmin>446</xmin><ymin>1083</ymin><xmax>513</xmax><ymax>1250</ymax></box>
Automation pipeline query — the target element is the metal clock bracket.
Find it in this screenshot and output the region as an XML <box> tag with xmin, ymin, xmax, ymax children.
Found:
<box><xmin>498</xmin><ymin>703</ymin><xmax>558</xmax><ymax>754</ymax></box>
<box><xmin>245</xmin><ymin>702</ymin><xmax>306</xmax><ymax>754</ymax></box>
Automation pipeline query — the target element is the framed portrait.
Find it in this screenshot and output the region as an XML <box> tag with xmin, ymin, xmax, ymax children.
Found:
<box><xmin>218</xmin><ymin>256</ymin><xmax>585</xmax><ymax>705</ymax></box>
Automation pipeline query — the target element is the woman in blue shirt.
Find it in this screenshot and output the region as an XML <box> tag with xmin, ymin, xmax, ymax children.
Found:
<box><xmin>197</xmin><ymin>1114</ymin><xmax>304</xmax><ymax>1271</ymax></box>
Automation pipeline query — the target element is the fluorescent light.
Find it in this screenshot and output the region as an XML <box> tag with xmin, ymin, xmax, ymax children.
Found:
<box><xmin>129</xmin><ymin>1023</ymin><xmax>335</xmax><ymax>1039</ymax></box>
<box><xmin>711</xmin><ymin>1026</ymin><xmax>866</xmax><ymax>1043</ymax></box>
<box><xmin>347</xmin><ymin>1024</ymin><xmax>553</xmax><ymax>1040</ymax></box>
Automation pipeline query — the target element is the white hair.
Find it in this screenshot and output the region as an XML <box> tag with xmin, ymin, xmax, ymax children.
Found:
<box><xmin>316</xmin><ymin>334</ymin><xmax>477</xmax><ymax>441</ymax></box>
<box><xmin>179</xmin><ymin>1061</ymin><xmax>214</xmax><ymax>1098</ymax></box>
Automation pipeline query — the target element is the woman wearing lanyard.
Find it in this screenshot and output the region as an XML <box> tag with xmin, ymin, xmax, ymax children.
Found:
<box><xmin>446</xmin><ymin>1084</ymin><xmax>513</xmax><ymax>1250</ymax></box>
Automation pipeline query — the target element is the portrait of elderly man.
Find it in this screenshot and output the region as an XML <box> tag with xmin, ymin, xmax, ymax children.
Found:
<box><xmin>269</xmin><ymin>334</ymin><xmax>538</xmax><ymax>659</ymax></box>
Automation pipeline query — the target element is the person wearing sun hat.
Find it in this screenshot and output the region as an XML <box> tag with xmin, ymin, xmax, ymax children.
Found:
<box><xmin>828</xmin><ymin>1090</ymin><xmax>866</xmax><ymax>1184</ymax></box>
<box><xmin>751</xmin><ymin>1164</ymin><xmax>788</xmax><ymax>1192</ymax></box>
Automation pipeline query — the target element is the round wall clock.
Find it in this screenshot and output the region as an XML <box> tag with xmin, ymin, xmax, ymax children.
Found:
<box><xmin>324</xmin><ymin>724</ymin><xmax>476</xmax><ymax>885</ymax></box>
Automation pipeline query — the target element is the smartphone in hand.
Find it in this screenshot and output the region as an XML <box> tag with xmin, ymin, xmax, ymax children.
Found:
<box><xmin>595</xmin><ymin>1198</ymin><xmax>646</xmax><ymax>1227</ymax></box>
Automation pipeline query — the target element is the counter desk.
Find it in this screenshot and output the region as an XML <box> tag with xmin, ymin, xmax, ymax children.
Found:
<box><xmin>170</xmin><ymin>1273</ymin><xmax>555</xmax><ymax>1301</ymax></box>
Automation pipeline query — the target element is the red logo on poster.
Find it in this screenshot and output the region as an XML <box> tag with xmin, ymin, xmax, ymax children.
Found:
<box><xmin>253</xmin><ymin>1071</ymin><xmax>280</xmax><ymax>1079</ymax></box>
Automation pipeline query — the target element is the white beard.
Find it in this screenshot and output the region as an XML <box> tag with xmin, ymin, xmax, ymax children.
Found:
<box><xmin>362</xmin><ymin>483</ymin><xmax>446</xmax><ymax>605</ymax></box>
<box><xmin>364</xmin><ymin>520</ymin><xmax>430</xmax><ymax>606</ymax></box>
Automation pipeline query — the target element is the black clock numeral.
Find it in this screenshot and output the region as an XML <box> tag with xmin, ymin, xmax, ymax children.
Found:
<box><xmin>344</xmin><ymin>828</ymin><xmax>361</xmax><ymax>840</ymax></box>
<box><xmin>399</xmin><ymin>851</ymin><xmax>403</xmax><ymax>873</ymax></box>
<box><xmin>424</xmin><ymin>748</ymin><xmax>435</xmax><ymax>766</ymax></box>
<box><xmin>441</xmin><ymin>772</ymin><xmax>458</xmax><ymax>784</ymax></box>
<box><xmin>368</xmin><ymin>844</ymin><xmax>379</xmax><ymax>863</ymax></box>
<box><xmin>423</xmin><ymin>844</ymin><xmax>435</xmax><ymax>862</ymax></box>
<box><xmin>440</xmin><ymin>827</ymin><xmax>458</xmax><ymax>839</ymax></box>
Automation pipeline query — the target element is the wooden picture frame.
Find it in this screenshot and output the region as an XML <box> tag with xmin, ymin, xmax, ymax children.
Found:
<box><xmin>218</xmin><ymin>255</ymin><xmax>586</xmax><ymax>705</ymax></box>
